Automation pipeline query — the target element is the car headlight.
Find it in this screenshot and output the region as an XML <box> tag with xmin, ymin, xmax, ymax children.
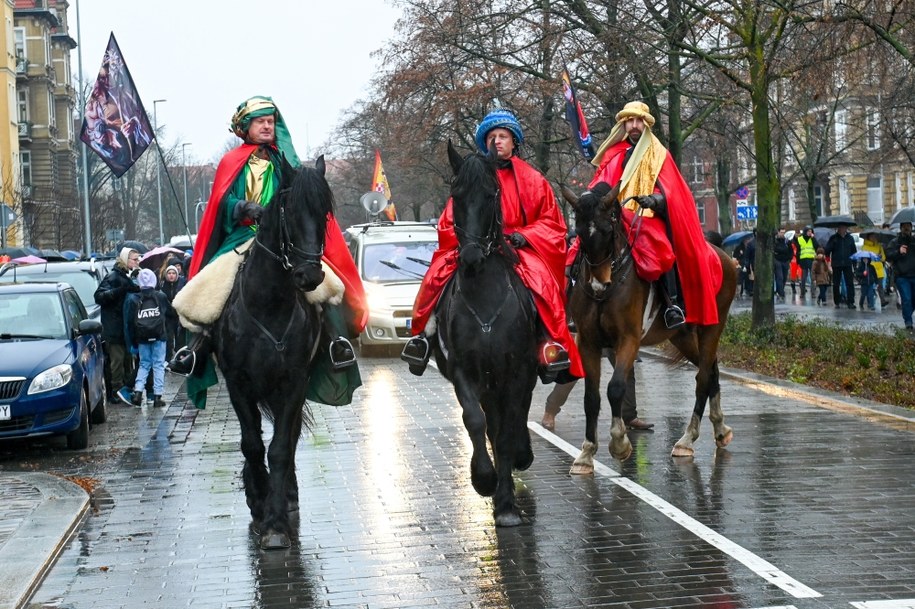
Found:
<box><xmin>365</xmin><ymin>287</ymin><xmax>390</xmax><ymax>313</ymax></box>
<box><xmin>28</xmin><ymin>364</ymin><xmax>74</xmax><ymax>395</ymax></box>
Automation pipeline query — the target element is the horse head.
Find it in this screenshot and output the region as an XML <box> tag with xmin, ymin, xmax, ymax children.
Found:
<box><xmin>447</xmin><ymin>140</ymin><xmax>505</xmax><ymax>274</ymax></box>
<box><xmin>257</xmin><ymin>155</ymin><xmax>333</xmax><ymax>292</ymax></box>
<box><xmin>562</xmin><ymin>183</ymin><xmax>624</xmax><ymax>294</ymax></box>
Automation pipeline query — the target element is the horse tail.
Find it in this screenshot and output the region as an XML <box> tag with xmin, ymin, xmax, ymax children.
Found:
<box><xmin>256</xmin><ymin>399</ymin><xmax>314</xmax><ymax>433</ymax></box>
<box><xmin>704</xmin><ymin>230</ymin><xmax>724</xmax><ymax>248</ymax></box>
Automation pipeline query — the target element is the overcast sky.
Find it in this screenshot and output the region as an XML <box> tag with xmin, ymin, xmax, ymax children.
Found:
<box><xmin>69</xmin><ymin>0</ymin><xmax>401</xmax><ymax>165</ymax></box>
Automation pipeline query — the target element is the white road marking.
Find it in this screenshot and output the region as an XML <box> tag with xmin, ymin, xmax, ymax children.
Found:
<box><xmin>747</xmin><ymin>606</ymin><xmax>798</xmax><ymax>609</ymax></box>
<box><xmin>850</xmin><ymin>601</ymin><xmax>915</xmax><ymax>609</ymax></box>
<box><xmin>528</xmin><ymin>421</ymin><xmax>822</xmax><ymax>599</ymax></box>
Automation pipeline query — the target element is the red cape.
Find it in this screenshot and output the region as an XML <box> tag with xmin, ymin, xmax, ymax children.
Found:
<box><xmin>190</xmin><ymin>143</ymin><xmax>367</xmax><ymax>332</ymax></box>
<box><xmin>412</xmin><ymin>156</ymin><xmax>582</xmax><ymax>378</ymax></box>
<box><xmin>593</xmin><ymin>140</ymin><xmax>722</xmax><ymax>325</ymax></box>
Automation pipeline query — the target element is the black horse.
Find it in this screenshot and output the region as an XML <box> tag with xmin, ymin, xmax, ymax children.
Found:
<box><xmin>431</xmin><ymin>141</ymin><xmax>539</xmax><ymax>527</ymax></box>
<box><xmin>213</xmin><ymin>157</ymin><xmax>332</xmax><ymax>549</ymax></box>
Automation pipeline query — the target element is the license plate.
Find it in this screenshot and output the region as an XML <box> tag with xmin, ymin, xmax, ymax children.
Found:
<box><xmin>0</xmin><ymin>404</ymin><xmax>10</xmax><ymax>421</ymax></box>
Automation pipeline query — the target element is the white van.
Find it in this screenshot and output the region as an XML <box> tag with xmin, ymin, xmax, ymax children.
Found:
<box><xmin>344</xmin><ymin>221</ymin><xmax>438</xmax><ymax>354</ymax></box>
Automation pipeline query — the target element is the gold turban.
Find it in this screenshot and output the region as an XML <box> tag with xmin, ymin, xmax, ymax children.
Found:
<box><xmin>614</xmin><ymin>101</ymin><xmax>655</xmax><ymax>127</ymax></box>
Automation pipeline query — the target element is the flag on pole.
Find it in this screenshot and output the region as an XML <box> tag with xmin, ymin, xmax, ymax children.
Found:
<box><xmin>80</xmin><ymin>33</ymin><xmax>155</xmax><ymax>178</ymax></box>
<box><xmin>372</xmin><ymin>149</ymin><xmax>397</xmax><ymax>221</ymax></box>
<box><xmin>561</xmin><ymin>67</ymin><xmax>595</xmax><ymax>160</ymax></box>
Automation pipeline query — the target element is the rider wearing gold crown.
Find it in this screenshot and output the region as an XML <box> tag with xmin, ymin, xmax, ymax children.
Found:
<box><xmin>586</xmin><ymin>101</ymin><xmax>722</xmax><ymax>327</ymax></box>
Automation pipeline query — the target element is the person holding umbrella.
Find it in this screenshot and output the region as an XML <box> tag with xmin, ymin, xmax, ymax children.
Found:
<box><xmin>885</xmin><ymin>221</ymin><xmax>915</xmax><ymax>333</ymax></box>
<box><xmin>824</xmin><ymin>223</ymin><xmax>858</xmax><ymax>308</ymax></box>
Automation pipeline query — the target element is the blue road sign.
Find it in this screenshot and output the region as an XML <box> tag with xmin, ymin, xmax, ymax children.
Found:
<box><xmin>736</xmin><ymin>204</ymin><xmax>758</xmax><ymax>220</ymax></box>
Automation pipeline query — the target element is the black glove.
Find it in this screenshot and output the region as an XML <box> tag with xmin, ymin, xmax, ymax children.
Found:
<box><xmin>508</xmin><ymin>232</ymin><xmax>527</xmax><ymax>248</ymax></box>
<box><xmin>232</xmin><ymin>200</ymin><xmax>264</xmax><ymax>223</ymax></box>
<box><xmin>635</xmin><ymin>192</ymin><xmax>666</xmax><ymax>212</ymax></box>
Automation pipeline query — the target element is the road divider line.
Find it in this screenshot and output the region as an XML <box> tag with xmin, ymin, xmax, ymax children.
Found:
<box><xmin>850</xmin><ymin>600</ymin><xmax>915</xmax><ymax>609</ymax></box>
<box><xmin>528</xmin><ymin>421</ymin><xmax>822</xmax><ymax>599</ymax></box>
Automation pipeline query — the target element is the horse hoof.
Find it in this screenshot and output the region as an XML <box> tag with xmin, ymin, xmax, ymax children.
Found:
<box><xmin>540</xmin><ymin>413</ymin><xmax>556</xmax><ymax>431</ymax></box>
<box><xmin>716</xmin><ymin>428</ymin><xmax>734</xmax><ymax>448</ymax></box>
<box><xmin>471</xmin><ymin>470</ymin><xmax>497</xmax><ymax>497</ymax></box>
<box><xmin>611</xmin><ymin>446</ymin><xmax>632</xmax><ymax>462</ymax></box>
<box><xmin>671</xmin><ymin>444</ymin><xmax>694</xmax><ymax>458</ymax></box>
<box><xmin>261</xmin><ymin>531</ymin><xmax>291</xmax><ymax>550</ymax></box>
<box><xmin>494</xmin><ymin>511</ymin><xmax>524</xmax><ymax>527</ymax></box>
<box><xmin>569</xmin><ymin>463</ymin><xmax>594</xmax><ymax>476</ymax></box>
<box><xmin>514</xmin><ymin>446</ymin><xmax>534</xmax><ymax>471</ymax></box>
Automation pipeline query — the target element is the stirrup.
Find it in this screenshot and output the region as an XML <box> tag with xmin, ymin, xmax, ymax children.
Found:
<box><xmin>539</xmin><ymin>341</ymin><xmax>571</xmax><ymax>373</ymax></box>
<box><xmin>166</xmin><ymin>346</ymin><xmax>195</xmax><ymax>377</ymax></box>
<box><xmin>664</xmin><ymin>305</ymin><xmax>686</xmax><ymax>329</ymax></box>
<box><xmin>400</xmin><ymin>335</ymin><xmax>431</xmax><ymax>375</ymax></box>
<box><xmin>329</xmin><ymin>337</ymin><xmax>356</xmax><ymax>371</ymax></box>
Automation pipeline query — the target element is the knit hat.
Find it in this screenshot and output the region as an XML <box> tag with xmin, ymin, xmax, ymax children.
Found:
<box><xmin>137</xmin><ymin>268</ymin><xmax>157</xmax><ymax>289</ymax></box>
<box><xmin>474</xmin><ymin>108</ymin><xmax>524</xmax><ymax>152</ymax></box>
<box><xmin>165</xmin><ymin>265</ymin><xmax>179</xmax><ymax>276</ymax></box>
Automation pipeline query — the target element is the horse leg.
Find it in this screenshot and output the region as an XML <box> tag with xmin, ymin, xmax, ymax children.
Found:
<box><xmin>513</xmin><ymin>386</ymin><xmax>535</xmax><ymax>471</ymax></box>
<box><xmin>571</xmin><ymin>344</ymin><xmax>602</xmax><ymax>475</ymax></box>
<box><xmin>455</xmin><ymin>374</ymin><xmax>496</xmax><ymax>496</ymax></box>
<box><xmin>260</xmin><ymin>402</ymin><xmax>304</xmax><ymax>549</ymax></box>
<box><xmin>706</xmin><ymin>361</ymin><xmax>732</xmax><ymax>448</ymax></box>
<box><xmin>484</xmin><ymin>393</ymin><xmax>525</xmax><ymax>527</ymax></box>
<box><xmin>670</xmin><ymin>334</ymin><xmax>732</xmax><ymax>457</ymax></box>
<box><xmin>228</xmin><ymin>386</ymin><xmax>269</xmax><ymax>523</ymax></box>
<box><xmin>606</xmin><ymin>344</ymin><xmax>635</xmax><ymax>462</ymax></box>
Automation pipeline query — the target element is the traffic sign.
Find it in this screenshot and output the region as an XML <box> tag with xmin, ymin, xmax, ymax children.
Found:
<box><xmin>0</xmin><ymin>203</ymin><xmax>15</xmax><ymax>225</ymax></box>
<box><xmin>736</xmin><ymin>186</ymin><xmax>750</xmax><ymax>199</ymax></box>
<box><xmin>736</xmin><ymin>204</ymin><xmax>758</xmax><ymax>220</ymax></box>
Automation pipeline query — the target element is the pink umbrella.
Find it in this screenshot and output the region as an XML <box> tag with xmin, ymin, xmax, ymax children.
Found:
<box><xmin>139</xmin><ymin>245</ymin><xmax>185</xmax><ymax>271</ymax></box>
<box><xmin>11</xmin><ymin>255</ymin><xmax>47</xmax><ymax>265</ymax></box>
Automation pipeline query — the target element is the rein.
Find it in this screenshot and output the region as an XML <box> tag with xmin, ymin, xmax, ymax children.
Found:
<box><xmin>578</xmin><ymin>198</ymin><xmax>646</xmax><ymax>302</ymax></box>
<box><xmin>252</xmin><ymin>195</ymin><xmax>323</xmax><ymax>271</ymax></box>
<box><xmin>237</xmin><ymin>266</ymin><xmax>303</xmax><ymax>351</ymax></box>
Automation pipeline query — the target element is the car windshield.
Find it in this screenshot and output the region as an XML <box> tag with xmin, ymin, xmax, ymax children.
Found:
<box><xmin>0</xmin><ymin>292</ymin><xmax>67</xmax><ymax>339</ymax></box>
<box><xmin>0</xmin><ymin>268</ymin><xmax>97</xmax><ymax>309</ymax></box>
<box><xmin>362</xmin><ymin>241</ymin><xmax>436</xmax><ymax>283</ymax></box>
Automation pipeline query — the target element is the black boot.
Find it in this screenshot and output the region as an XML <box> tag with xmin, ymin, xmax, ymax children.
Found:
<box><xmin>167</xmin><ymin>332</ymin><xmax>210</xmax><ymax>377</ymax></box>
<box><xmin>401</xmin><ymin>334</ymin><xmax>431</xmax><ymax>376</ymax></box>
<box><xmin>660</xmin><ymin>268</ymin><xmax>685</xmax><ymax>329</ymax></box>
<box><xmin>329</xmin><ymin>336</ymin><xmax>357</xmax><ymax>370</ymax></box>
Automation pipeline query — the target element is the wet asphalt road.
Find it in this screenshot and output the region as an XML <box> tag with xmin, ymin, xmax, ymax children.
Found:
<box><xmin>1</xmin><ymin>329</ymin><xmax>913</xmax><ymax>609</ymax></box>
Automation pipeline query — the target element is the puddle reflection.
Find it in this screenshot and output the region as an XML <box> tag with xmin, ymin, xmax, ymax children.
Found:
<box><xmin>249</xmin><ymin>515</ymin><xmax>319</xmax><ymax>609</ymax></box>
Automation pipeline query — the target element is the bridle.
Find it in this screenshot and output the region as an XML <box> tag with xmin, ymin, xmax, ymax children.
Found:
<box><xmin>577</xmin><ymin>197</ymin><xmax>646</xmax><ymax>302</ymax></box>
<box><xmin>252</xmin><ymin>189</ymin><xmax>324</xmax><ymax>272</ymax></box>
<box><xmin>453</xmin><ymin>185</ymin><xmax>502</xmax><ymax>260</ymax></box>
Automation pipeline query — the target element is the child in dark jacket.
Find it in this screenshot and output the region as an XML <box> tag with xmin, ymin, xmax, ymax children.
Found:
<box><xmin>812</xmin><ymin>247</ymin><xmax>832</xmax><ymax>306</ymax></box>
<box><xmin>124</xmin><ymin>269</ymin><xmax>172</xmax><ymax>407</ymax></box>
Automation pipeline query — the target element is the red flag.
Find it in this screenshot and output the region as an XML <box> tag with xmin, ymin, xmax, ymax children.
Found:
<box><xmin>371</xmin><ymin>150</ymin><xmax>397</xmax><ymax>221</ymax></box>
<box><xmin>80</xmin><ymin>33</ymin><xmax>154</xmax><ymax>178</ymax></box>
<box><xmin>561</xmin><ymin>67</ymin><xmax>595</xmax><ymax>160</ymax></box>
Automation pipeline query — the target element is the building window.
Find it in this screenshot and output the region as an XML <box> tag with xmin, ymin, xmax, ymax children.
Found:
<box><xmin>20</xmin><ymin>151</ymin><xmax>32</xmax><ymax>190</ymax></box>
<box><xmin>866</xmin><ymin>109</ymin><xmax>880</xmax><ymax>150</ymax></box>
<box><xmin>47</xmin><ymin>90</ymin><xmax>56</xmax><ymax>129</ymax></box>
<box><xmin>14</xmin><ymin>27</ymin><xmax>24</xmax><ymax>59</ymax></box>
<box><xmin>696</xmin><ymin>199</ymin><xmax>705</xmax><ymax>225</ymax></box>
<box><xmin>690</xmin><ymin>156</ymin><xmax>703</xmax><ymax>184</ymax></box>
<box><xmin>813</xmin><ymin>184</ymin><xmax>824</xmax><ymax>217</ymax></box>
<box><xmin>835</xmin><ymin>109</ymin><xmax>848</xmax><ymax>152</ymax></box>
<box><xmin>17</xmin><ymin>89</ymin><xmax>28</xmax><ymax>122</ymax></box>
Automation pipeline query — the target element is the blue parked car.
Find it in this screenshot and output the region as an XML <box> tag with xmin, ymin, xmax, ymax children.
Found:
<box><xmin>0</xmin><ymin>282</ymin><xmax>107</xmax><ymax>449</ymax></box>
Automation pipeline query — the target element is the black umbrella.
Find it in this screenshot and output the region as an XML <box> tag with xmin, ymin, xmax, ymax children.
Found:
<box><xmin>858</xmin><ymin>228</ymin><xmax>898</xmax><ymax>245</ymax></box>
<box><xmin>813</xmin><ymin>214</ymin><xmax>856</xmax><ymax>228</ymax></box>
<box><xmin>114</xmin><ymin>240</ymin><xmax>149</xmax><ymax>255</ymax></box>
<box><xmin>889</xmin><ymin>206</ymin><xmax>915</xmax><ymax>225</ymax></box>
<box><xmin>0</xmin><ymin>246</ymin><xmax>42</xmax><ymax>259</ymax></box>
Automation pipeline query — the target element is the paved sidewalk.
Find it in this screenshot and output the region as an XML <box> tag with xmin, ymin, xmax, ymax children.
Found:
<box><xmin>0</xmin><ymin>473</ymin><xmax>88</xmax><ymax>609</ymax></box>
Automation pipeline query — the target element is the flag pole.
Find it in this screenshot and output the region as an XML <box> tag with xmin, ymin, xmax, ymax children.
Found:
<box><xmin>75</xmin><ymin>0</ymin><xmax>92</xmax><ymax>257</ymax></box>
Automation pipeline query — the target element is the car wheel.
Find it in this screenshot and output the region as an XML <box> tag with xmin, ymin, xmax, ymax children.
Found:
<box><xmin>91</xmin><ymin>375</ymin><xmax>108</xmax><ymax>425</ymax></box>
<box><xmin>67</xmin><ymin>389</ymin><xmax>90</xmax><ymax>450</ymax></box>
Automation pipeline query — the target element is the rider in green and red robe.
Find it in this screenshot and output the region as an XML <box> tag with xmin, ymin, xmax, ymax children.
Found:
<box><xmin>171</xmin><ymin>96</ymin><xmax>368</xmax><ymax>408</ymax></box>
<box><xmin>401</xmin><ymin>108</ymin><xmax>583</xmax><ymax>382</ymax></box>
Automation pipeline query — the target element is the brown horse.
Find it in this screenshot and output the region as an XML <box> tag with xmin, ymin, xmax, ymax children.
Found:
<box><xmin>562</xmin><ymin>184</ymin><xmax>737</xmax><ymax>473</ymax></box>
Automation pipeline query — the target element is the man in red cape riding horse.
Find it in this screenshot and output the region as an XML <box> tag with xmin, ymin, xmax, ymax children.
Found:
<box><xmin>168</xmin><ymin>95</ymin><xmax>368</xmax><ymax>409</ymax></box>
<box><xmin>586</xmin><ymin>101</ymin><xmax>722</xmax><ymax>328</ymax></box>
<box><xmin>401</xmin><ymin>108</ymin><xmax>583</xmax><ymax>383</ymax></box>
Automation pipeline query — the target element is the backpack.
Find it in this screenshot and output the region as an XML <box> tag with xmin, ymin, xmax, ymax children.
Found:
<box><xmin>134</xmin><ymin>292</ymin><xmax>165</xmax><ymax>341</ymax></box>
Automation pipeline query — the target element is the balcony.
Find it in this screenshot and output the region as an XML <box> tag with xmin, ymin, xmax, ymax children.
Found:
<box><xmin>15</xmin><ymin>57</ymin><xmax>27</xmax><ymax>74</ymax></box>
<box><xmin>18</xmin><ymin>122</ymin><xmax>32</xmax><ymax>141</ymax></box>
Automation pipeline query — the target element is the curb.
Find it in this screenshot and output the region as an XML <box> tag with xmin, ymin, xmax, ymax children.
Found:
<box><xmin>0</xmin><ymin>473</ymin><xmax>89</xmax><ymax>609</ymax></box>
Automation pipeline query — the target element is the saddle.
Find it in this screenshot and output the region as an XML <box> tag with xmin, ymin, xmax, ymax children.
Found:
<box><xmin>173</xmin><ymin>238</ymin><xmax>345</xmax><ymax>333</ymax></box>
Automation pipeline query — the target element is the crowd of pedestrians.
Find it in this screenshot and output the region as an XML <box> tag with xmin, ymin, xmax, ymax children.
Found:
<box><xmin>93</xmin><ymin>246</ymin><xmax>189</xmax><ymax>406</ymax></box>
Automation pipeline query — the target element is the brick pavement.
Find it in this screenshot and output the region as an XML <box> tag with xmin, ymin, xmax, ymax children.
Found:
<box><xmin>3</xmin><ymin>352</ymin><xmax>914</xmax><ymax>609</ymax></box>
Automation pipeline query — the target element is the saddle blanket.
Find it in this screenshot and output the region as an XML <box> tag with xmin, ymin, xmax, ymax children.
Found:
<box><xmin>173</xmin><ymin>238</ymin><xmax>344</xmax><ymax>333</ymax></box>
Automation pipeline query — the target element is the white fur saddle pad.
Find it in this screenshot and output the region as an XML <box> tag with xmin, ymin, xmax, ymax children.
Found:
<box><xmin>173</xmin><ymin>238</ymin><xmax>344</xmax><ymax>333</ymax></box>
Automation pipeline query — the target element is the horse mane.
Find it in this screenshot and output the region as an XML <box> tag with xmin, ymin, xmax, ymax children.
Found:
<box><xmin>287</xmin><ymin>164</ymin><xmax>335</xmax><ymax>220</ymax></box>
<box><xmin>452</xmin><ymin>152</ymin><xmax>518</xmax><ymax>265</ymax></box>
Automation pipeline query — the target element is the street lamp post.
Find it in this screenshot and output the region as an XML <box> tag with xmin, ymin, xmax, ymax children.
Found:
<box><xmin>182</xmin><ymin>143</ymin><xmax>192</xmax><ymax>236</ymax></box>
<box><xmin>153</xmin><ymin>99</ymin><xmax>167</xmax><ymax>245</ymax></box>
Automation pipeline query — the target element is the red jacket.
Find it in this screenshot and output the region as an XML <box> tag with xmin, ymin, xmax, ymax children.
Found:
<box><xmin>592</xmin><ymin>140</ymin><xmax>722</xmax><ymax>325</ymax></box>
<box><xmin>411</xmin><ymin>156</ymin><xmax>582</xmax><ymax>377</ymax></box>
